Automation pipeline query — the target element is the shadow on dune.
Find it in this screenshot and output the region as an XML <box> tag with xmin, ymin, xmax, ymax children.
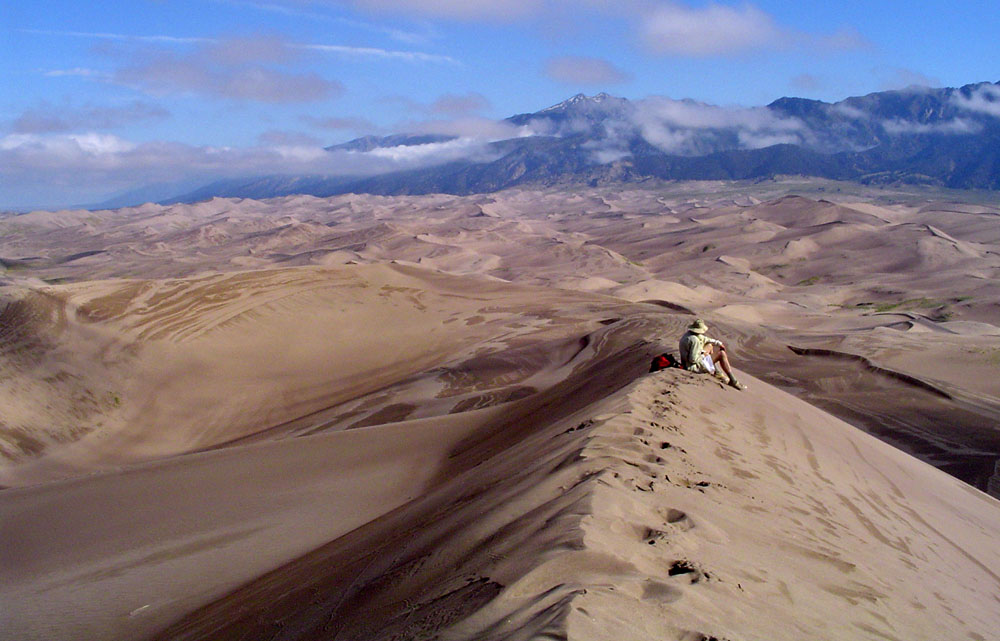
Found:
<box><xmin>150</xmin><ymin>317</ymin><xmax>661</xmax><ymax>641</ymax></box>
<box><xmin>637</xmin><ymin>299</ymin><xmax>697</xmax><ymax>315</ymax></box>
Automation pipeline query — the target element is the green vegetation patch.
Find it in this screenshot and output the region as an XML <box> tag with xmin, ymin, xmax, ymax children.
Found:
<box><xmin>873</xmin><ymin>297</ymin><xmax>942</xmax><ymax>312</ymax></box>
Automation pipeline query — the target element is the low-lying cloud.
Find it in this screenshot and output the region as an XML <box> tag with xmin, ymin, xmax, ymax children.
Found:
<box><xmin>953</xmin><ymin>84</ymin><xmax>1000</xmax><ymax>117</ymax></box>
<box><xmin>881</xmin><ymin>118</ymin><xmax>981</xmax><ymax>135</ymax></box>
<box><xmin>875</xmin><ymin>67</ymin><xmax>941</xmax><ymax>91</ymax></box>
<box><xmin>402</xmin><ymin>116</ymin><xmax>529</xmax><ymax>140</ymax></box>
<box><xmin>0</xmin><ymin>130</ymin><xmax>500</xmax><ymax>208</ymax></box>
<box><xmin>594</xmin><ymin>96</ymin><xmax>808</xmax><ymax>156</ymax></box>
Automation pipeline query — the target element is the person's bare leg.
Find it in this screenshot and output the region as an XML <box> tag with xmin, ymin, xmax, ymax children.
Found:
<box><xmin>708</xmin><ymin>344</ymin><xmax>743</xmax><ymax>388</ymax></box>
<box><xmin>713</xmin><ymin>347</ymin><xmax>734</xmax><ymax>379</ymax></box>
<box><xmin>703</xmin><ymin>344</ymin><xmax>731</xmax><ymax>379</ymax></box>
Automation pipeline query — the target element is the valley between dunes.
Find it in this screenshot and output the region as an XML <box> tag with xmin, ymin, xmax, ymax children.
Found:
<box><xmin>1</xmin><ymin>181</ymin><xmax>999</xmax><ymax>640</ymax></box>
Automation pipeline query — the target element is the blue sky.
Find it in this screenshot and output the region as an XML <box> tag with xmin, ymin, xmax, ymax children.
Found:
<box><xmin>2</xmin><ymin>0</ymin><xmax>998</xmax><ymax>208</ymax></box>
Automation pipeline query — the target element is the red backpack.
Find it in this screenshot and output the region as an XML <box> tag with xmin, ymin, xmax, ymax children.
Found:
<box><xmin>649</xmin><ymin>353</ymin><xmax>681</xmax><ymax>372</ymax></box>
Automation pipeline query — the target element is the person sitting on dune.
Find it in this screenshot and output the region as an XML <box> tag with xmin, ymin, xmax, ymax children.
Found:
<box><xmin>679</xmin><ymin>319</ymin><xmax>746</xmax><ymax>390</ymax></box>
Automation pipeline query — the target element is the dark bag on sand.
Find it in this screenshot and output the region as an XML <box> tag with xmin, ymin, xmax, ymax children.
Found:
<box><xmin>649</xmin><ymin>353</ymin><xmax>681</xmax><ymax>373</ymax></box>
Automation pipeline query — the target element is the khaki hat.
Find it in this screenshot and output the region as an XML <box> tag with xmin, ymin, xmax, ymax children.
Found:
<box><xmin>687</xmin><ymin>318</ymin><xmax>708</xmax><ymax>334</ymax></box>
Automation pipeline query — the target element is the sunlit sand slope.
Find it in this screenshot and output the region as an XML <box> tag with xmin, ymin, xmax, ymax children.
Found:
<box><xmin>0</xmin><ymin>263</ymin><xmax>655</xmax><ymax>485</ymax></box>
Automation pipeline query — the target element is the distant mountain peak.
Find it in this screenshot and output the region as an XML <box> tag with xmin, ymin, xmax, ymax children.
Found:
<box><xmin>157</xmin><ymin>81</ymin><xmax>1000</xmax><ymax>206</ymax></box>
<box><xmin>540</xmin><ymin>92</ymin><xmax>625</xmax><ymax>113</ymax></box>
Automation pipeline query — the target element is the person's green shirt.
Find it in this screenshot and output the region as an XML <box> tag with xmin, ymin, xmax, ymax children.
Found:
<box><xmin>679</xmin><ymin>330</ymin><xmax>722</xmax><ymax>372</ymax></box>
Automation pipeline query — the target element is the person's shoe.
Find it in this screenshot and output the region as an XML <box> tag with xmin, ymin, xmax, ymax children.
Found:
<box><xmin>728</xmin><ymin>377</ymin><xmax>746</xmax><ymax>391</ymax></box>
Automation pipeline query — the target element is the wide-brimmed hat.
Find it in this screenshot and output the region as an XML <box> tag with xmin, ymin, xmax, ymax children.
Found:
<box><xmin>687</xmin><ymin>318</ymin><xmax>708</xmax><ymax>334</ymax></box>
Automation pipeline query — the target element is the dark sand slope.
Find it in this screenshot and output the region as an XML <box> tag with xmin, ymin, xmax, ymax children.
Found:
<box><xmin>151</xmin><ymin>371</ymin><xmax>1000</xmax><ymax>641</ymax></box>
<box><xmin>0</xmin><ymin>264</ymin><xmax>674</xmax><ymax>639</ymax></box>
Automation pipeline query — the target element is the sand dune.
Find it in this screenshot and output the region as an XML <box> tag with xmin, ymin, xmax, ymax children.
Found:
<box><xmin>8</xmin><ymin>359</ymin><xmax>997</xmax><ymax>640</ymax></box>
<box><xmin>0</xmin><ymin>263</ymin><xmax>655</xmax><ymax>485</ymax></box>
<box><xmin>2</xmin><ymin>181</ymin><xmax>999</xmax><ymax>639</ymax></box>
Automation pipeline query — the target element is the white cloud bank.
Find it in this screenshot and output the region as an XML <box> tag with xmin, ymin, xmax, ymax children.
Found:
<box><xmin>0</xmin><ymin>130</ymin><xmax>501</xmax><ymax>208</ymax></box>
<box><xmin>881</xmin><ymin>118</ymin><xmax>981</xmax><ymax>135</ymax></box>
<box><xmin>640</xmin><ymin>3</ymin><xmax>786</xmax><ymax>56</ymax></box>
<box><xmin>953</xmin><ymin>84</ymin><xmax>1000</xmax><ymax>117</ymax></box>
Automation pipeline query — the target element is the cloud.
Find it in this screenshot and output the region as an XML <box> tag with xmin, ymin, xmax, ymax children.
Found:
<box><xmin>0</xmin><ymin>132</ymin><xmax>136</xmax><ymax>160</ymax></box>
<box><xmin>953</xmin><ymin>83</ymin><xmax>1000</xmax><ymax>117</ymax></box>
<box><xmin>43</xmin><ymin>68</ymin><xmax>112</xmax><ymax>79</ymax></box>
<box><xmin>28</xmin><ymin>28</ymin><xmax>451</xmax><ymax>63</ymax></box>
<box><xmin>589</xmin><ymin>147</ymin><xmax>631</xmax><ymax>164</ymax></box>
<box><xmin>640</xmin><ymin>3</ymin><xmax>787</xmax><ymax>56</ymax></box>
<box><xmin>402</xmin><ymin>116</ymin><xmax>529</xmax><ymax>140</ymax></box>
<box><xmin>218</xmin><ymin>0</ymin><xmax>434</xmax><ymax>44</ymax></box>
<box><xmin>829</xmin><ymin>103</ymin><xmax>867</xmax><ymax>119</ymax></box>
<box><xmin>362</xmin><ymin>136</ymin><xmax>494</xmax><ymax>162</ymax></box>
<box><xmin>875</xmin><ymin>67</ymin><xmax>941</xmax><ymax>91</ymax></box>
<box><xmin>22</xmin><ymin>28</ymin><xmax>212</xmax><ymax>45</ymax></box>
<box><xmin>635</xmin><ymin>96</ymin><xmax>803</xmax><ymax>133</ymax></box>
<box><xmin>545</xmin><ymin>56</ymin><xmax>630</xmax><ymax>85</ymax></box>
<box><xmin>881</xmin><ymin>118</ymin><xmax>981</xmax><ymax>135</ymax></box>
<box><xmin>116</xmin><ymin>61</ymin><xmax>342</xmax><ymax>102</ymax></box>
<box><xmin>576</xmin><ymin>95</ymin><xmax>810</xmax><ymax>156</ymax></box>
<box><xmin>0</xmin><ymin>130</ymin><xmax>502</xmax><ymax>207</ymax></box>
<box><xmin>429</xmin><ymin>92</ymin><xmax>491</xmax><ymax>115</ymax></box>
<box><xmin>9</xmin><ymin>101</ymin><xmax>170</xmax><ymax>134</ymax></box>
<box><xmin>112</xmin><ymin>37</ymin><xmax>344</xmax><ymax>103</ymax></box>
<box><xmin>339</xmin><ymin>0</ymin><xmax>546</xmax><ymax>22</ymax></box>
<box><xmin>636</xmin><ymin>3</ymin><xmax>868</xmax><ymax>58</ymax></box>
<box><xmin>204</xmin><ymin>34</ymin><xmax>296</xmax><ymax>65</ymax></box>
<box><xmin>296</xmin><ymin>43</ymin><xmax>458</xmax><ymax>64</ymax></box>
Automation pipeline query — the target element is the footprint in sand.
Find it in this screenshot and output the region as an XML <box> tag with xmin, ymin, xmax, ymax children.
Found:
<box><xmin>664</xmin><ymin>508</ymin><xmax>694</xmax><ymax>530</ymax></box>
<box><xmin>669</xmin><ymin>560</ymin><xmax>711</xmax><ymax>584</ymax></box>
<box><xmin>643</xmin><ymin>527</ymin><xmax>670</xmax><ymax>546</ymax></box>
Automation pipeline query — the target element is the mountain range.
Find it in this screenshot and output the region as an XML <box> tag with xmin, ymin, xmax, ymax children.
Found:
<box><xmin>154</xmin><ymin>82</ymin><xmax>1000</xmax><ymax>205</ymax></box>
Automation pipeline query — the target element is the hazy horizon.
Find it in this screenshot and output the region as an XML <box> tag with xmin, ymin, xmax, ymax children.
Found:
<box><xmin>3</xmin><ymin>0</ymin><xmax>1000</xmax><ymax>208</ymax></box>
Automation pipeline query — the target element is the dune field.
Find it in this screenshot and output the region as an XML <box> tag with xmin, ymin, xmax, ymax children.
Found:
<box><xmin>2</xmin><ymin>180</ymin><xmax>999</xmax><ymax>640</ymax></box>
